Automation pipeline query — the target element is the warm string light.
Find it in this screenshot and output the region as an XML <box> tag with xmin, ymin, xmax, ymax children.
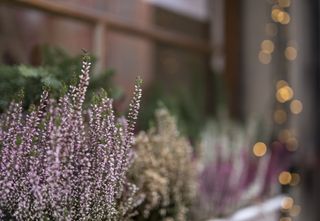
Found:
<box><xmin>252</xmin><ymin>142</ymin><xmax>267</xmax><ymax>157</ymax></box>
<box><xmin>281</xmin><ymin>196</ymin><xmax>294</xmax><ymax>210</ymax></box>
<box><xmin>285</xmin><ymin>46</ymin><xmax>298</xmax><ymax>60</ymax></box>
<box><xmin>261</xmin><ymin>40</ymin><xmax>275</xmax><ymax>53</ymax></box>
<box><xmin>290</xmin><ymin>173</ymin><xmax>301</xmax><ymax>186</ymax></box>
<box><xmin>276</xmin><ymin>83</ymin><xmax>294</xmax><ymax>103</ymax></box>
<box><xmin>286</xmin><ymin>136</ymin><xmax>299</xmax><ymax>151</ymax></box>
<box><xmin>277</xmin><ymin>129</ymin><xmax>299</xmax><ymax>151</ymax></box>
<box><xmin>278</xmin><ymin>171</ymin><xmax>292</xmax><ymax>185</ymax></box>
<box><xmin>290</xmin><ymin>99</ymin><xmax>303</xmax><ymax>114</ymax></box>
<box><xmin>289</xmin><ymin>204</ymin><xmax>301</xmax><ymax>217</ymax></box>
<box><xmin>274</xmin><ymin>108</ymin><xmax>287</xmax><ymax>124</ymax></box>
<box><xmin>280</xmin><ymin>195</ymin><xmax>301</xmax><ymax>220</ymax></box>
<box><xmin>259</xmin><ymin>1</ymin><xmax>302</xmax><ymax>220</ymax></box>
<box><xmin>274</xmin><ymin>80</ymin><xmax>303</xmax><ymax>151</ymax></box>
<box><xmin>259</xmin><ymin>50</ymin><xmax>272</xmax><ymax>64</ymax></box>
<box><xmin>259</xmin><ymin>0</ymin><xmax>296</xmax><ymax>64</ymax></box>
<box><xmin>274</xmin><ymin>80</ymin><xmax>302</xmax><ymax>151</ymax></box>
<box><xmin>276</xmin><ymin>80</ymin><xmax>289</xmax><ymax>89</ymax></box>
<box><xmin>270</xmin><ymin>2</ymin><xmax>292</xmax><ymax>25</ymax></box>
<box><xmin>278</xmin><ymin>171</ymin><xmax>300</xmax><ymax>186</ymax></box>
<box><xmin>274</xmin><ymin>11</ymin><xmax>290</xmax><ymax>24</ymax></box>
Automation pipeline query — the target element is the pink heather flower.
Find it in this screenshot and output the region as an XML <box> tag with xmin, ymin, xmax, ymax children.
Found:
<box><xmin>0</xmin><ymin>56</ymin><xmax>142</xmax><ymax>220</ymax></box>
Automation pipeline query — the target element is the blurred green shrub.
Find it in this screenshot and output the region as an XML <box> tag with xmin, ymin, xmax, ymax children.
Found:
<box><xmin>0</xmin><ymin>46</ymin><xmax>120</xmax><ymax>111</ymax></box>
<box><xmin>139</xmin><ymin>76</ymin><xmax>206</xmax><ymax>142</ymax></box>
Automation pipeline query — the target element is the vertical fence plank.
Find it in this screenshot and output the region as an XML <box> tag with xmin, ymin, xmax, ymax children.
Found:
<box><xmin>93</xmin><ymin>22</ymin><xmax>106</xmax><ymax>74</ymax></box>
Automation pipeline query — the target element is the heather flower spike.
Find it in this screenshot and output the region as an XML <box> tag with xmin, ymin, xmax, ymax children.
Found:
<box><xmin>0</xmin><ymin>55</ymin><xmax>142</xmax><ymax>220</ymax></box>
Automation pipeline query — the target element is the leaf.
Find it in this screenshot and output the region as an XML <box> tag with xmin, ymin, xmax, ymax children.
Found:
<box><xmin>18</xmin><ymin>65</ymin><xmax>41</xmax><ymax>78</ymax></box>
<box><xmin>41</xmin><ymin>76</ymin><xmax>63</xmax><ymax>89</ymax></box>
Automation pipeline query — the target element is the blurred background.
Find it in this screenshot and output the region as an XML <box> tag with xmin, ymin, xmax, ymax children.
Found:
<box><xmin>0</xmin><ymin>0</ymin><xmax>319</xmax><ymax>220</ymax></box>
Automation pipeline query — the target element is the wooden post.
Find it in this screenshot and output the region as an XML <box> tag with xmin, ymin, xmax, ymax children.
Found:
<box><xmin>93</xmin><ymin>22</ymin><xmax>105</xmax><ymax>74</ymax></box>
<box><xmin>225</xmin><ymin>0</ymin><xmax>241</xmax><ymax>118</ymax></box>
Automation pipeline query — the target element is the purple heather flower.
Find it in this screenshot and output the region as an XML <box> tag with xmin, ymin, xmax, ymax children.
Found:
<box><xmin>0</xmin><ymin>57</ymin><xmax>142</xmax><ymax>220</ymax></box>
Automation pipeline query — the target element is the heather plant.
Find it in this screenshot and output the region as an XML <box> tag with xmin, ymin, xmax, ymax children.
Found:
<box><xmin>0</xmin><ymin>56</ymin><xmax>142</xmax><ymax>220</ymax></box>
<box><xmin>191</xmin><ymin>119</ymin><xmax>272</xmax><ymax>220</ymax></box>
<box><xmin>130</xmin><ymin>108</ymin><xmax>195</xmax><ymax>221</ymax></box>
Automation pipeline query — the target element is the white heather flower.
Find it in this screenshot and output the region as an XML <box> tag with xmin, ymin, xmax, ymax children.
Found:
<box><xmin>130</xmin><ymin>108</ymin><xmax>195</xmax><ymax>221</ymax></box>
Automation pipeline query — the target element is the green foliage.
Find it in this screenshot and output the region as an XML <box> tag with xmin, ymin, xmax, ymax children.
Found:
<box><xmin>0</xmin><ymin>46</ymin><xmax>120</xmax><ymax>111</ymax></box>
<box><xmin>139</xmin><ymin>78</ymin><xmax>206</xmax><ymax>142</ymax></box>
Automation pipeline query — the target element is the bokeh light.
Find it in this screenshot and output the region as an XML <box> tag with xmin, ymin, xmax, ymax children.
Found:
<box><xmin>276</xmin><ymin>80</ymin><xmax>288</xmax><ymax>89</ymax></box>
<box><xmin>286</xmin><ymin>137</ymin><xmax>299</xmax><ymax>151</ymax></box>
<box><xmin>258</xmin><ymin>51</ymin><xmax>272</xmax><ymax>64</ymax></box>
<box><xmin>274</xmin><ymin>109</ymin><xmax>287</xmax><ymax>124</ymax></box>
<box><xmin>285</xmin><ymin>46</ymin><xmax>298</xmax><ymax>60</ymax></box>
<box><xmin>290</xmin><ymin>204</ymin><xmax>301</xmax><ymax>217</ymax></box>
<box><xmin>271</xmin><ymin>6</ymin><xmax>291</xmax><ymax>24</ymax></box>
<box><xmin>276</xmin><ymin>85</ymin><xmax>294</xmax><ymax>103</ymax></box>
<box><xmin>281</xmin><ymin>196</ymin><xmax>294</xmax><ymax>210</ymax></box>
<box><xmin>278</xmin><ymin>0</ymin><xmax>292</xmax><ymax>8</ymax></box>
<box><xmin>261</xmin><ymin>40</ymin><xmax>275</xmax><ymax>54</ymax></box>
<box><xmin>290</xmin><ymin>173</ymin><xmax>301</xmax><ymax>186</ymax></box>
<box><xmin>278</xmin><ymin>171</ymin><xmax>292</xmax><ymax>185</ymax></box>
<box><xmin>253</xmin><ymin>142</ymin><xmax>267</xmax><ymax>157</ymax></box>
<box><xmin>278</xmin><ymin>11</ymin><xmax>291</xmax><ymax>24</ymax></box>
<box><xmin>290</xmin><ymin>99</ymin><xmax>303</xmax><ymax>114</ymax></box>
<box><xmin>271</xmin><ymin>8</ymin><xmax>282</xmax><ymax>22</ymax></box>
